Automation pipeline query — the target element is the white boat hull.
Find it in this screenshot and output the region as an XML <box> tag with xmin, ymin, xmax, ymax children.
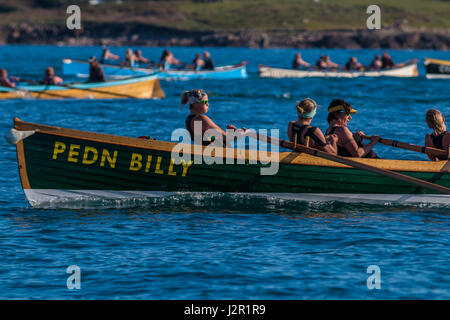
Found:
<box><xmin>259</xmin><ymin>63</ymin><xmax>419</xmax><ymax>78</ymax></box>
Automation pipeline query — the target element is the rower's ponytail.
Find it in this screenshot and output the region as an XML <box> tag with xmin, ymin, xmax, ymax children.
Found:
<box><xmin>426</xmin><ymin>109</ymin><xmax>446</xmax><ymax>134</ymax></box>
<box><xmin>181</xmin><ymin>91</ymin><xmax>190</xmax><ymax>105</ymax></box>
<box><xmin>296</xmin><ymin>98</ymin><xmax>316</xmax><ymax>114</ymax></box>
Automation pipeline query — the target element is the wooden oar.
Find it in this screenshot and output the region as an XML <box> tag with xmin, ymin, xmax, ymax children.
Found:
<box><xmin>361</xmin><ymin>135</ymin><xmax>448</xmax><ymax>159</ymax></box>
<box><xmin>245</xmin><ymin>131</ymin><xmax>450</xmax><ymax>195</ymax></box>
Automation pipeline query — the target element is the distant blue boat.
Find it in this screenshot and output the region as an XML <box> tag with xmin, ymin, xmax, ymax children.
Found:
<box><xmin>62</xmin><ymin>59</ymin><xmax>248</xmax><ymax>80</ymax></box>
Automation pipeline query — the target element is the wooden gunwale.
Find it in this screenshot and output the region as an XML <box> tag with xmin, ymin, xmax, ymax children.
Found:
<box><xmin>14</xmin><ymin>118</ymin><xmax>450</xmax><ymax>173</ymax></box>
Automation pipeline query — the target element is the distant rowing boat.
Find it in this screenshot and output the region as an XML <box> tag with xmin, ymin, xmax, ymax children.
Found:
<box><xmin>0</xmin><ymin>75</ymin><xmax>165</xmax><ymax>99</ymax></box>
<box><xmin>424</xmin><ymin>58</ymin><xmax>450</xmax><ymax>79</ymax></box>
<box><xmin>7</xmin><ymin>118</ymin><xmax>450</xmax><ymax>207</ymax></box>
<box><xmin>258</xmin><ymin>61</ymin><xmax>419</xmax><ymax>78</ymax></box>
<box><xmin>62</xmin><ymin>58</ymin><xmax>248</xmax><ymax>80</ymax></box>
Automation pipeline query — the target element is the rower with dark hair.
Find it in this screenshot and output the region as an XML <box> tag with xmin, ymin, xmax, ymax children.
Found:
<box><xmin>159</xmin><ymin>50</ymin><xmax>183</xmax><ymax>70</ymax></box>
<box><xmin>100</xmin><ymin>46</ymin><xmax>120</xmax><ymax>64</ymax></box>
<box><xmin>370</xmin><ymin>54</ymin><xmax>382</xmax><ymax>70</ymax></box>
<box><xmin>88</xmin><ymin>56</ymin><xmax>106</xmax><ymax>83</ymax></box>
<box><xmin>315</xmin><ymin>55</ymin><xmax>327</xmax><ymax>70</ymax></box>
<box><xmin>345</xmin><ymin>57</ymin><xmax>364</xmax><ymax>71</ymax></box>
<box><xmin>134</xmin><ymin>50</ymin><xmax>151</xmax><ymax>66</ymax></box>
<box><xmin>325</xmin><ymin>99</ymin><xmax>379</xmax><ymax>158</ymax></box>
<box><xmin>0</xmin><ymin>69</ymin><xmax>19</xmax><ymax>88</ymax></box>
<box><xmin>42</xmin><ymin>67</ymin><xmax>63</xmax><ymax>85</ymax></box>
<box><xmin>381</xmin><ymin>52</ymin><xmax>395</xmax><ymax>69</ymax></box>
<box><xmin>203</xmin><ymin>51</ymin><xmax>215</xmax><ymax>70</ymax></box>
<box><xmin>292</xmin><ymin>53</ymin><xmax>311</xmax><ymax>69</ymax></box>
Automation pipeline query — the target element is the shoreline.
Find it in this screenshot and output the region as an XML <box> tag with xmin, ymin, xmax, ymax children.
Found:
<box><xmin>1</xmin><ymin>23</ymin><xmax>449</xmax><ymax>49</ymax></box>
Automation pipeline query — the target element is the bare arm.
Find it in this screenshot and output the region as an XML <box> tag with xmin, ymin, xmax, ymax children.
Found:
<box><xmin>190</xmin><ymin>114</ymin><xmax>227</xmax><ymax>145</ymax></box>
<box><xmin>339</xmin><ymin>127</ymin><xmax>379</xmax><ymax>158</ymax></box>
<box><xmin>55</xmin><ymin>76</ymin><xmax>63</xmax><ymax>85</ymax></box>
<box><xmin>312</xmin><ymin>128</ymin><xmax>337</xmax><ymax>155</ymax></box>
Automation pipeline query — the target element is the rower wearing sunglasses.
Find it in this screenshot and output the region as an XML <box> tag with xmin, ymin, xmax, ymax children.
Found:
<box><xmin>182</xmin><ymin>89</ymin><xmax>244</xmax><ymax>146</ymax></box>
<box><xmin>325</xmin><ymin>99</ymin><xmax>380</xmax><ymax>158</ymax></box>
<box><xmin>287</xmin><ymin>98</ymin><xmax>337</xmax><ymax>155</ymax></box>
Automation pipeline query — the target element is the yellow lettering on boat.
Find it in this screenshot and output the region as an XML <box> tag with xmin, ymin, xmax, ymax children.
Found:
<box><xmin>145</xmin><ymin>155</ymin><xmax>153</xmax><ymax>173</ymax></box>
<box><xmin>129</xmin><ymin>153</ymin><xmax>143</xmax><ymax>171</ymax></box>
<box><xmin>68</xmin><ymin>144</ymin><xmax>80</xmax><ymax>163</ymax></box>
<box><xmin>52</xmin><ymin>141</ymin><xmax>66</xmax><ymax>160</ymax></box>
<box><xmin>168</xmin><ymin>159</ymin><xmax>177</xmax><ymax>176</ymax></box>
<box><xmin>181</xmin><ymin>160</ymin><xmax>193</xmax><ymax>177</ymax></box>
<box><xmin>155</xmin><ymin>156</ymin><xmax>164</xmax><ymax>174</ymax></box>
<box><xmin>101</xmin><ymin>149</ymin><xmax>118</xmax><ymax>168</ymax></box>
<box><xmin>82</xmin><ymin>146</ymin><xmax>98</xmax><ymax>165</ymax></box>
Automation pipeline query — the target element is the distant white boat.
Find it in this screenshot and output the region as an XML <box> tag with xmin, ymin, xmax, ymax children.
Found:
<box><xmin>258</xmin><ymin>61</ymin><xmax>419</xmax><ymax>78</ymax></box>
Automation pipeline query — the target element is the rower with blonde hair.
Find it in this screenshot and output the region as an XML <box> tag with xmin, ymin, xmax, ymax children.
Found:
<box><xmin>287</xmin><ymin>98</ymin><xmax>337</xmax><ymax>155</ymax></box>
<box><xmin>425</xmin><ymin>109</ymin><xmax>450</xmax><ymax>161</ymax></box>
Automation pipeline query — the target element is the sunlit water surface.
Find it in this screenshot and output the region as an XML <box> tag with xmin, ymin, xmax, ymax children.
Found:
<box><xmin>0</xmin><ymin>46</ymin><xmax>449</xmax><ymax>299</ymax></box>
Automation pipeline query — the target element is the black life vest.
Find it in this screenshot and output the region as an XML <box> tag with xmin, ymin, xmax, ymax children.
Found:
<box><xmin>291</xmin><ymin>124</ymin><xmax>326</xmax><ymax>147</ymax></box>
<box><xmin>430</xmin><ymin>132</ymin><xmax>449</xmax><ymax>160</ymax></box>
<box><xmin>431</xmin><ymin>132</ymin><xmax>447</xmax><ymax>150</ymax></box>
<box><xmin>185</xmin><ymin>114</ymin><xmax>211</xmax><ymax>146</ymax></box>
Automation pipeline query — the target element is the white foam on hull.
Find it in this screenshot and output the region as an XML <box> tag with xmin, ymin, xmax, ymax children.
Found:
<box><xmin>23</xmin><ymin>189</ymin><xmax>450</xmax><ymax>208</ymax></box>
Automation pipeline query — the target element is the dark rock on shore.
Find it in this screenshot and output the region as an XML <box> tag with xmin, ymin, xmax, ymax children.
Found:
<box><xmin>1</xmin><ymin>22</ymin><xmax>449</xmax><ymax>50</ymax></box>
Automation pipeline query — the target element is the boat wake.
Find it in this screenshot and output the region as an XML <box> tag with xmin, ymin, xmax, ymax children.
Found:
<box><xmin>26</xmin><ymin>191</ymin><xmax>449</xmax><ymax>212</ymax></box>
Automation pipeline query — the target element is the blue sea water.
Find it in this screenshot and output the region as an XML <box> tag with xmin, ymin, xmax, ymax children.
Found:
<box><xmin>0</xmin><ymin>45</ymin><xmax>449</xmax><ymax>299</ymax></box>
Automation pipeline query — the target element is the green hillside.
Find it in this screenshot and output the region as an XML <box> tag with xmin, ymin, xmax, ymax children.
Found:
<box><xmin>1</xmin><ymin>0</ymin><xmax>449</xmax><ymax>30</ymax></box>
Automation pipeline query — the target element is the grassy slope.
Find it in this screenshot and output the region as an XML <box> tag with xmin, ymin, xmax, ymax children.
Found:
<box><xmin>1</xmin><ymin>0</ymin><xmax>449</xmax><ymax>31</ymax></box>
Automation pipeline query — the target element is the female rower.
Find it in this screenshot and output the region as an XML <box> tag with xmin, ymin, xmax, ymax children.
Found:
<box><xmin>100</xmin><ymin>46</ymin><xmax>120</xmax><ymax>64</ymax></box>
<box><xmin>287</xmin><ymin>98</ymin><xmax>337</xmax><ymax>155</ymax></box>
<box><xmin>192</xmin><ymin>53</ymin><xmax>204</xmax><ymax>71</ymax></box>
<box><xmin>425</xmin><ymin>109</ymin><xmax>450</xmax><ymax>161</ymax></box>
<box><xmin>292</xmin><ymin>53</ymin><xmax>311</xmax><ymax>69</ymax></box>
<box><xmin>159</xmin><ymin>50</ymin><xmax>183</xmax><ymax>70</ymax></box>
<box><xmin>203</xmin><ymin>51</ymin><xmax>215</xmax><ymax>70</ymax></box>
<box><xmin>369</xmin><ymin>54</ymin><xmax>382</xmax><ymax>70</ymax></box>
<box><xmin>345</xmin><ymin>57</ymin><xmax>364</xmax><ymax>71</ymax></box>
<box><xmin>325</xmin><ymin>99</ymin><xmax>380</xmax><ymax>158</ymax></box>
<box><xmin>134</xmin><ymin>50</ymin><xmax>150</xmax><ymax>65</ymax></box>
<box><xmin>42</xmin><ymin>67</ymin><xmax>63</xmax><ymax>85</ymax></box>
<box><xmin>182</xmin><ymin>89</ymin><xmax>244</xmax><ymax>146</ymax></box>
<box><xmin>0</xmin><ymin>69</ymin><xmax>18</xmax><ymax>88</ymax></box>
<box><xmin>124</xmin><ymin>49</ymin><xmax>136</xmax><ymax>67</ymax></box>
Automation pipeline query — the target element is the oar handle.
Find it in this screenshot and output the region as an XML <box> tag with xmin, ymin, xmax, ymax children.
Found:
<box><xmin>361</xmin><ymin>135</ymin><xmax>448</xmax><ymax>159</ymax></box>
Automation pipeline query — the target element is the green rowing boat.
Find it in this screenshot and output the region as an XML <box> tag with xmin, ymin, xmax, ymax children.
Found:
<box><xmin>7</xmin><ymin>118</ymin><xmax>450</xmax><ymax>207</ymax></box>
